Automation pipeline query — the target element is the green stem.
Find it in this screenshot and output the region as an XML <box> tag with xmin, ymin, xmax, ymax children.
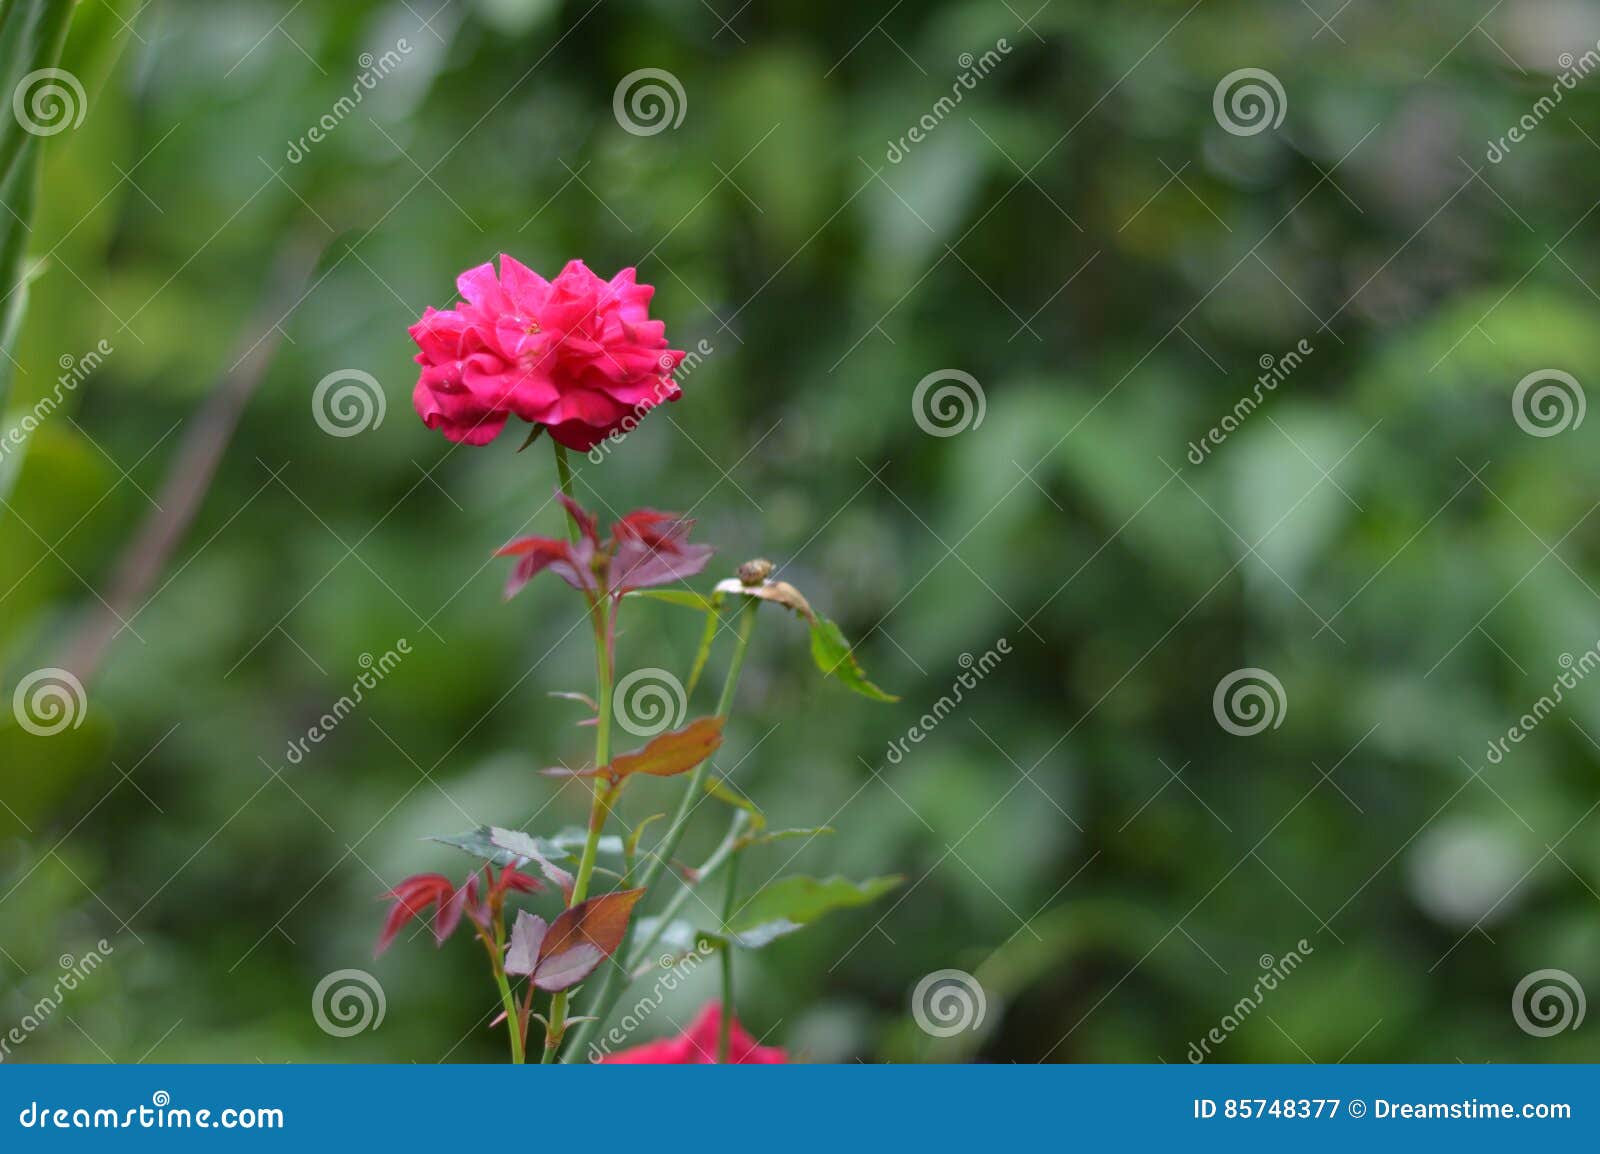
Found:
<box><xmin>543</xmin><ymin>596</ymin><xmax>615</xmax><ymax>1061</ymax></box>
<box><xmin>487</xmin><ymin>922</ymin><xmax>525</xmax><ymax>1064</ymax></box>
<box><xmin>560</xmin><ymin>598</ymin><xmax>761</xmax><ymax>1060</ymax></box>
<box><xmin>624</xmin><ymin>814</ymin><xmax>746</xmax><ymax>968</ymax></box>
<box><xmin>718</xmin><ymin>851</ymin><xmax>741</xmax><ymax>1062</ymax></box>
<box><xmin>552</xmin><ymin>444</ymin><xmax>580</xmax><ymax>542</ymax></box>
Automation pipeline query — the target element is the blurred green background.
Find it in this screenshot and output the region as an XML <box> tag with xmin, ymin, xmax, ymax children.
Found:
<box><xmin>3</xmin><ymin>0</ymin><xmax>1599</xmax><ymax>1063</ymax></box>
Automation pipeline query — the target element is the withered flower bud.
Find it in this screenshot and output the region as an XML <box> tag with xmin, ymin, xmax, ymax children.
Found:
<box><xmin>737</xmin><ymin>558</ymin><xmax>774</xmax><ymax>587</ymax></box>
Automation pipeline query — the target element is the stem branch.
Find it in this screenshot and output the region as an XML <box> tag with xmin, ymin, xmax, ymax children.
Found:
<box><xmin>560</xmin><ymin>597</ymin><xmax>761</xmax><ymax>1060</ymax></box>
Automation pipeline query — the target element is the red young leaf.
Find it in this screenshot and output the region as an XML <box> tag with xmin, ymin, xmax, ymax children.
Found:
<box><xmin>503</xmin><ymin>910</ymin><xmax>548</xmax><ymax>976</ymax></box>
<box><xmin>533</xmin><ymin>944</ymin><xmax>603</xmax><ymax>991</ymax></box>
<box><xmin>538</xmin><ymin>888</ymin><xmax>645</xmax><ymax>965</ymax></box>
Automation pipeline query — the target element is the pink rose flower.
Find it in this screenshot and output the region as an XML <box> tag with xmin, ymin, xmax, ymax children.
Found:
<box><xmin>600</xmin><ymin>1002</ymin><xmax>788</xmax><ymax>1064</ymax></box>
<box><xmin>410</xmin><ymin>255</ymin><xmax>686</xmax><ymax>451</ymax></box>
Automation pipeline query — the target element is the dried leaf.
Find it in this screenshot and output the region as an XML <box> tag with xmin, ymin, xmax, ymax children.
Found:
<box><xmin>714</xmin><ymin>577</ymin><xmax>816</xmax><ymax>621</ymax></box>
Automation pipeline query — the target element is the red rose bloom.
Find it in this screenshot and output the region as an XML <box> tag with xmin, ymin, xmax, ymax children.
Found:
<box><xmin>410</xmin><ymin>255</ymin><xmax>686</xmax><ymax>451</ymax></box>
<box><xmin>600</xmin><ymin>1002</ymin><xmax>787</xmax><ymax>1064</ymax></box>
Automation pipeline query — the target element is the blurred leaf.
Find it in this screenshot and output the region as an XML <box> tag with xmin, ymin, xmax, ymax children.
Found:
<box><xmin>725</xmin><ymin>874</ymin><xmax>902</xmax><ymax>948</ymax></box>
<box><xmin>0</xmin><ymin>0</ymin><xmax>74</xmax><ymax>447</ymax></box>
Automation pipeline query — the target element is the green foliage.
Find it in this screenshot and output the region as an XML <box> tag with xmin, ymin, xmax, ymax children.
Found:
<box><xmin>0</xmin><ymin>0</ymin><xmax>73</xmax><ymax>450</ymax></box>
<box><xmin>4</xmin><ymin>0</ymin><xmax>1600</xmax><ymax>1065</ymax></box>
<box><xmin>724</xmin><ymin>875</ymin><xmax>904</xmax><ymax>949</ymax></box>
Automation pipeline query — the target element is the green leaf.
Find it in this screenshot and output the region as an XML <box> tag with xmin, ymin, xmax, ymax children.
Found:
<box><xmin>632</xmin><ymin>916</ymin><xmax>709</xmax><ymax>956</ymax></box>
<box><xmin>429</xmin><ymin>827</ymin><xmax>522</xmax><ymax>867</ymax></box>
<box><xmin>624</xmin><ymin>588</ymin><xmax>718</xmax><ymax>611</ymax></box>
<box><xmin>486</xmin><ymin>826</ymin><xmax>578</xmax><ymax>891</ymax></box>
<box><xmin>429</xmin><ymin>825</ymin><xmax>619</xmax><ymax>899</ymax></box>
<box><xmin>547</xmin><ymin>826</ymin><xmax>624</xmax><ymax>857</ymax></box>
<box><xmin>429</xmin><ymin>825</ymin><xmax>620</xmax><ymax>865</ymax></box>
<box><xmin>752</xmin><ymin>826</ymin><xmax>834</xmax><ymax>845</ymax></box>
<box><xmin>624</xmin><ymin>813</ymin><xmax>666</xmax><ymax>862</ymax></box>
<box><xmin>725</xmin><ymin>874</ymin><xmax>903</xmax><ymax>948</ymax></box>
<box><xmin>0</xmin><ymin>0</ymin><xmax>76</xmax><ymax>479</ymax></box>
<box><xmin>809</xmin><ymin>616</ymin><xmax>899</xmax><ymax>702</ymax></box>
<box><xmin>705</xmin><ymin>774</ymin><xmax>765</xmax><ymax>833</ymax></box>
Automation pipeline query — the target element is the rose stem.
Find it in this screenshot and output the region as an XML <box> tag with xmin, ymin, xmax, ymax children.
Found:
<box><xmin>561</xmin><ymin>597</ymin><xmax>760</xmax><ymax>1061</ymax></box>
<box><xmin>480</xmin><ymin>919</ymin><xmax>525</xmax><ymax>1064</ymax></box>
<box><xmin>543</xmin><ymin>589</ymin><xmax>615</xmax><ymax>1061</ymax></box>
<box><xmin>541</xmin><ymin>442</ymin><xmax>617</xmax><ymax>1060</ymax></box>
<box><xmin>718</xmin><ymin>850</ymin><xmax>741</xmax><ymax>1062</ymax></box>
<box><xmin>552</xmin><ymin>444</ymin><xmax>580</xmax><ymax>543</ymax></box>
